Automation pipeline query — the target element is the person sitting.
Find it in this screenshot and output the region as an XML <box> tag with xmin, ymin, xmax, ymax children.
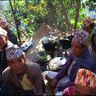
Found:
<box><xmin>82</xmin><ymin>17</ymin><xmax>95</xmax><ymax>45</ymax></box>
<box><xmin>91</xmin><ymin>28</ymin><xmax>96</xmax><ymax>58</ymax></box>
<box><xmin>0</xmin><ymin>27</ymin><xmax>15</xmax><ymax>73</ymax></box>
<box><xmin>2</xmin><ymin>45</ymin><xmax>44</xmax><ymax>96</ymax></box>
<box><xmin>45</xmin><ymin>30</ymin><xmax>96</xmax><ymax>94</ymax></box>
<box><xmin>82</xmin><ymin>17</ymin><xmax>94</xmax><ymax>33</ymax></box>
<box><xmin>62</xmin><ymin>68</ymin><xmax>96</xmax><ymax>96</ymax></box>
<box><xmin>0</xmin><ymin>19</ymin><xmax>19</xmax><ymax>45</ymax></box>
<box><xmin>80</xmin><ymin>17</ymin><xmax>95</xmax><ymax>53</ymax></box>
<box><xmin>82</xmin><ymin>18</ymin><xmax>96</xmax><ymax>58</ymax></box>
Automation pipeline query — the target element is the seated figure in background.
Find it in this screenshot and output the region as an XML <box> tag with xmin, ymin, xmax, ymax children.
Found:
<box><xmin>0</xmin><ymin>27</ymin><xmax>15</xmax><ymax>73</ymax></box>
<box><xmin>0</xmin><ymin>19</ymin><xmax>19</xmax><ymax>45</ymax></box>
<box><xmin>82</xmin><ymin>17</ymin><xmax>96</xmax><ymax>59</ymax></box>
<box><xmin>82</xmin><ymin>17</ymin><xmax>94</xmax><ymax>33</ymax></box>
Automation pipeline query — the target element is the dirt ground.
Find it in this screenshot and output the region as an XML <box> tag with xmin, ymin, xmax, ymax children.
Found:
<box><xmin>26</xmin><ymin>24</ymin><xmax>65</xmax><ymax>96</ymax></box>
<box><xmin>25</xmin><ymin>23</ymin><xmax>64</xmax><ymax>61</ymax></box>
<box><xmin>25</xmin><ymin>23</ymin><xmax>67</xmax><ymax>95</ymax></box>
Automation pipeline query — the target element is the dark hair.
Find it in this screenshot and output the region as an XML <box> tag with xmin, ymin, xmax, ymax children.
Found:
<box><xmin>90</xmin><ymin>23</ymin><xmax>94</xmax><ymax>29</ymax></box>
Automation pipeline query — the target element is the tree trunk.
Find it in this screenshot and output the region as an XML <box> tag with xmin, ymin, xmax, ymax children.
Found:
<box><xmin>46</xmin><ymin>0</ymin><xmax>53</xmax><ymax>27</ymax></box>
<box><xmin>24</xmin><ymin>0</ymin><xmax>31</xmax><ymax>37</ymax></box>
<box><xmin>46</xmin><ymin>0</ymin><xmax>57</xmax><ymax>28</ymax></box>
<box><xmin>25</xmin><ymin>0</ymin><xmax>28</xmax><ymax>18</ymax></box>
<box><xmin>60</xmin><ymin>2</ymin><xmax>71</xmax><ymax>34</ymax></box>
<box><xmin>74</xmin><ymin>0</ymin><xmax>81</xmax><ymax>31</ymax></box>
<box><xmin>9</xmin><ymin>0</ymin><xmax>21</xmax><ymax>44</ymax></box>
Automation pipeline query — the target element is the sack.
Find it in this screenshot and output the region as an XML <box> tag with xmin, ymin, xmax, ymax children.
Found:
<box><xmin>48</xmin><ymin>57</ymin><xmax>66</xmax><ymax>71</ymax></box>
<box><xmin>75</xmin><ymin>68</ymin><xmax>96</xmax><ymax>88</ymax></box>
<box><xmin>75</xmin><ymin>68</ymin><xmax>96</xmax><ymax>95</ymax></box>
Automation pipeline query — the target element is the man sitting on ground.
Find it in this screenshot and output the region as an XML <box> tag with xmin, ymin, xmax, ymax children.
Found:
<box><xmin>45</xmin><ymin>30</ymin><xmax>96</xmax><ymax>94</ymax></box>
<box><xmin>2</xmin><ymin>45</ymin><xmax>44</xmax><ymax>96</ymax></box>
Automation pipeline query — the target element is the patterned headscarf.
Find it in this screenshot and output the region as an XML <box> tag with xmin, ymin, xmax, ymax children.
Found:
<box><xmin>0</xmin><ymin>27</ymin><xmax>7</xmax><ymax>36</ymax></box>
<box><xmin>72</xmin><ymin>30</ymin><xmax>89</xmax><ymax>46</ymax></box>
<box><xmin>6</xmin><ymin>45</ymin><xmax>25</xmax><ymax>61</ymax></box>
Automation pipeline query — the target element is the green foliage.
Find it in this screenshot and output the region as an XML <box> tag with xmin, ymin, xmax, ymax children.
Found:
<box><xmin>82</xmin><ymin>0</ymin><xmax>96</xmax><ymax>11</ymax></box>
<box><xmin>0</xmin><ymin>0</ymin><xmax>95</xmax><ymax>42</ymax></box>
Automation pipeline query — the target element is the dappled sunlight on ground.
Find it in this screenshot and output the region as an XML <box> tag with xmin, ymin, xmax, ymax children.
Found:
<box><xmin>35</xmin><ymin>39</ymin><xmax>44</xmax><ymax>52</ymax></box>
<box><xmin>25</xmin><ymin>23</ymin><xmax>70</xmax><ymax>61</ymax></box>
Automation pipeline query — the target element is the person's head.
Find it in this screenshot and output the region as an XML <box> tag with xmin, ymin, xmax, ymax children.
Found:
<box><xmin>6</xmin><ymin>45</ymin><xmax>26</xmax><ymax>74</ymax></box>
<box><xmin>0</xmin><ymin>27</ymin><xmax>8</xmax><ymax>49</ymax></box>
<box><xmin>71</xmin><ymin>31</ymin><xmax>89</xmax><ymax>56</ymax></box>
<box><xmin>0</xmin><ymin>19</ymin><xmax>8</xmax><ymax>31</ymax></box>
<box><xmin>83</xmin><ymin>18</ymin><xmax>94</xmax><ymax>33</ymax></box>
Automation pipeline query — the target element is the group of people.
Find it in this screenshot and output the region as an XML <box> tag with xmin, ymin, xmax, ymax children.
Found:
<box><xmin>0</xmin><ymin>17</ymin><xmax>96</xmax><ymax>96</ymax></box>
<box><xmin>0</xmin><ymin>19</ymin><xmax>44</xmax><ymax>96</ymax></box>
<box><xmin>45</xmin><ymin>18</ymin><xmax>96</xmax><ymax>95</ymax></box>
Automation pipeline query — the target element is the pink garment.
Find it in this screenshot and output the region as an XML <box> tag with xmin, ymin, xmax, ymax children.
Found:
<box><xmin>63</xmin><ymin>86</ymin><xmax>75</xmax><ymax>96</ymax></box>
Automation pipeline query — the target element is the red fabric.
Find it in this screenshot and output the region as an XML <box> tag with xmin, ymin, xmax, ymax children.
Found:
<box><xmin>63</xmin><ymin>86</ymin><xmax>75</xmax><ymax>96</ymax></box>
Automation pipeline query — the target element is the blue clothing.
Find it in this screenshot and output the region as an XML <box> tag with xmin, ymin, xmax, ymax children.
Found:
<box><xmin>55</xmin><ymin>48</ymin><xmax>96</xmax><ymax>82</ymax></box>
